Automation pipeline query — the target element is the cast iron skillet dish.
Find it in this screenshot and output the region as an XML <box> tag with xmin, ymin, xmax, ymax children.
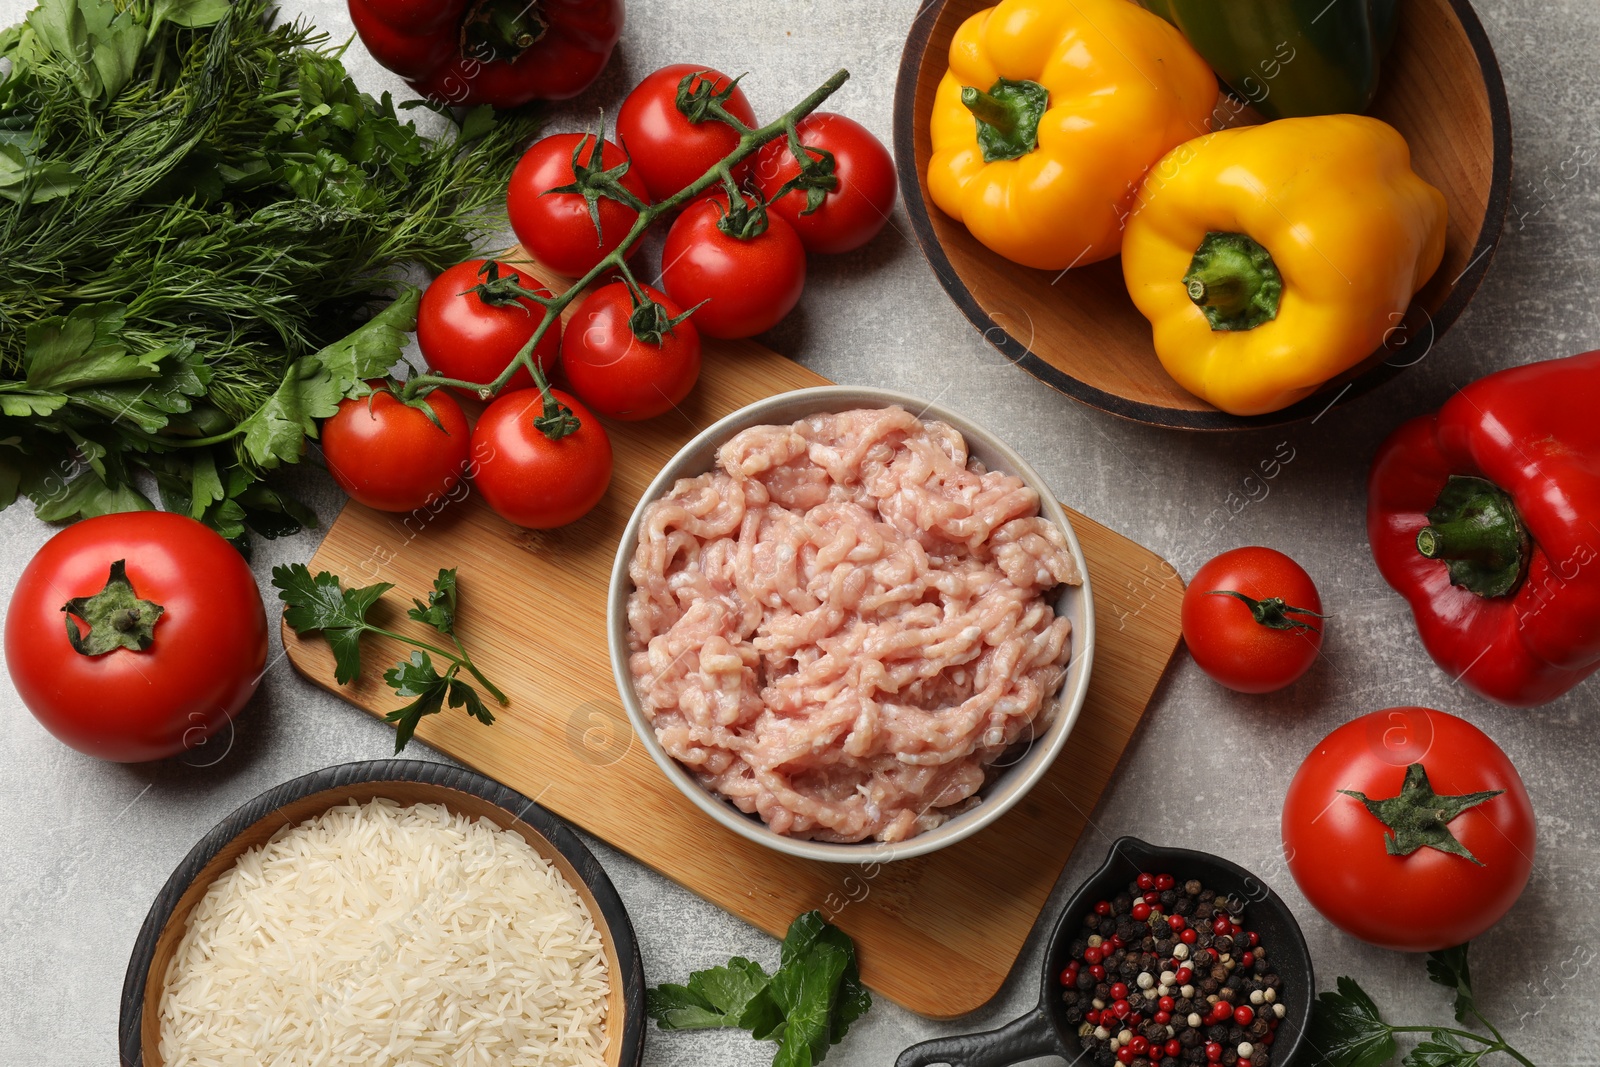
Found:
<box><xmin>895</xmin><ymin>837</ymin><xmax>1313</xmax><ymax>1067</ymax></box>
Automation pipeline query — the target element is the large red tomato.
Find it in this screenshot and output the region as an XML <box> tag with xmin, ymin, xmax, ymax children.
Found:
<box><xmin>5</xmin><ymin>513</ymin><xmax>268</xmax><ymax>762</ymax></box>
<box><xmin>507</xmin><ymin>132</ymin><xmax>649</xmax><ymax>277</ymax></box>
<box><xmin>661</xmin><ymin>193</ymin><xmax>806</xmax><ymax>339</ymax></box>
<box><xmin>1182</xmin><ymin>546</ymin><xmax>1324</xmax><ymax>693</ymax></box>
<box><xmin>616</xmin><ymin>64</ymin><xmax>758</xmax><ymax>201</ymax></box>
<box><xmin>752</xmin><ymin>112</ymin><xmax>897</xmax><ymax>254</ymax></box>
<box><xmin>1281</xmin><ymin>707</ymin><xmax>1535</xmax><ymax>951</ymax></box>
<box><xmin>470</xmin><ymin>386</ymin><xmax>613</xmax><ymax>528</ymax></box>
<box><xmin>322</xmin><ymin>385</ymin><xmax>471</xmax><ymax>513</ymax></box>
<box><xmin>561</xmin><ymin>282</ymin><xmax>702</xmax><ymax>421</ymax></box>
<box><xmin>416</xmin><ymin>259</ymin><xmax>559</xmax><ymax>396</ymax></box>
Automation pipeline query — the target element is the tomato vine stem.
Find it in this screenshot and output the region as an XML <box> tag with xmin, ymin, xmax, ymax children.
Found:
<box><xmin>400</xmin><ymin>68</ymin><xmax>851</xmax><ymax>401</ymax></box>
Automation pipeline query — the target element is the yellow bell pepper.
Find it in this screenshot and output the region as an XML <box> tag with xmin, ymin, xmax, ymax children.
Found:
<box><xmin>1122</xmin><ymin>115</ymin><xmax>1448</xmax><ymax>416</ymax></box>
<box><xmin>927</xmin><ymin>0</ymin><xmax>1217</xmax><ymax>271</ymax></box>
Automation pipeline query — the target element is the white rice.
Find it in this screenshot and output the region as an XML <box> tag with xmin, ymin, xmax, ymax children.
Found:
<box><xmin>157</xmin><ymin>798</ymin><xmax>610</xmax><ymax>1067</ymax></box>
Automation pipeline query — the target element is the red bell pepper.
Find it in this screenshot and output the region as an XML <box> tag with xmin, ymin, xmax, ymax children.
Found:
<box><xmin>348</xmin><ymin>0</ymin><xmax>624</xmax><ymax>109</ymax></box>
<box><xmin>1368</xmin><ymin>351</ymin><xmax>1600</xmax><ymax>707</ymax></box>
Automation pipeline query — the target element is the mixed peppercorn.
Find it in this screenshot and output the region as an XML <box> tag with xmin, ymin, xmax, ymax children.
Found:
<box><xmin>1060</xmin><ymin>872</ymin><xmax>1288</xmax><ymax>1067</ymax></box>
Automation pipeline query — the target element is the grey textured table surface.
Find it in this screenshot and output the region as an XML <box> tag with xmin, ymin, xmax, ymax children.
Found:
<box><xmin>1</xmin><ymin>1</ymin><xmax>1594</xmax><ymax>1064</ymax></box>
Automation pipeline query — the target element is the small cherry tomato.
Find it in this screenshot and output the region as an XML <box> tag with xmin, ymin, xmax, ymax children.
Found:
<box><xmin>470</xmin><ymin>382</ymin><xmax>613</xmax><ymax>529</ymax></box>
<box><xmin>662</xmin><ymin>192</ymin><xmax>805</xmax><ymax>339</ymax></box>
<box><xmin>416</xmin><ymin>259</ymin><xmax>559</xmax><ymax>396</ymax></box>
<box><xmin>5</xmin><ymin>513</ymin><xmax>267</xmax><ymax>762</ymax></box>
<box><xmin>1182</xmin><ymin>546</ymin><xmax>1325</xmax><ymax>693</ymax></box>
<box><xmin>752</xmin><ymin>111</ymin><xmax>897</xmax><ymax>254</ymax></box>
<box><xmin>562</xmin><ymin>282</ymin><xmax>702</xmax><ymax>420</ymax></box>
<box><xmin>322</xmin><ymin>385</ymin><xmax>471</xmax><ymax>513</ymax></box>
<box><xmin>616</xmin><ymin>64</ymin><xmax>757</xmax><ymax>201</ymax></box>
<box><xmin>508</xmin><ymin>132</ymin><xmax>650</xmax><ymax>277</ymax></box>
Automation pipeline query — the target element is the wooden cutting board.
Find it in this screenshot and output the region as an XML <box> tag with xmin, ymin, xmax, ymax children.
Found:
<box><xmin>283</xmin><ymin>329</ymin><xmax>1185</xmax><ymax>1019</ymax></box>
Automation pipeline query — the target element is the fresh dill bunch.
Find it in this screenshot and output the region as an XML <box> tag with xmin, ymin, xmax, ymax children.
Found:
<box><xmin>0</xmin><ymin>0</ymin><xmax>536</xmax><ymax>539</ymax></box>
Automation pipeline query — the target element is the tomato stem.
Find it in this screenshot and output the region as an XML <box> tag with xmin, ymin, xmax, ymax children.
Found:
<box><xmin>400</xmin><ymin>69</ymin><xmax>851</xmax><ymax>401</ymax></box>
<box><xmin>61</xmin><ymin>560</ymin><xmax>166</xmax><ymax>656</ymax></box>
<box><xmin>1206</xmin><ymin>589</ymin><xmax>1326</xmax><ymax>634</ymax></box>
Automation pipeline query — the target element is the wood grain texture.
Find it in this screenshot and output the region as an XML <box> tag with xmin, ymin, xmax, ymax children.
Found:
<box><xmin>284</xmin><ymin>341</ymin><xmax>1185</xmax><ymax>1019</ymax></box>
<box><xmin>891</xmin><ymin>0</ymin><xmax>1512</xmax><ymax>429</ymax></box>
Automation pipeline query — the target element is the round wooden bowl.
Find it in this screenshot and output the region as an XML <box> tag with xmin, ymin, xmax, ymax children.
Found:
<box><xmin>893</xmin><ymin>0</ymin><xmax>1512</xmax><ymax>430</ymax></box>
<box><xmin>119</xmin><ymin>760</ymin><xmax>645</xmax><ymax>1067</ymax></box>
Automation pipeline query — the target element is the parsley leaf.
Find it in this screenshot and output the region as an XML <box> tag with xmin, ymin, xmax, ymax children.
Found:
<box><xmin>648</xmin><ymin>911</ymin><xmax>869</xmax><ymax>1067</ymax></box>
<box><xmin>407</xmin><ymin>568</ymin><xmax>458</xmax><ymax>636</ymax></box>
<box><xmin>1425</xmin><ymin>946</ymin><xmax>1475</xmax><ymax>1025</ymax></box>
<box><xmin>1308</xmin><ymin>977</ymin><xmax>1396</xmax><ymax>1067</ymax></box>
<box><xmin>271</xmin><ymin>563</ymin><xmax>392</xmax><ymax>684</ymax></box>
<box><xmin>383</xmin><ymin>651</ymin><xmax>450</xmax><ymax>753</ymax></box>
<box><xmin>1403</xmin><ymin>1033</ymin><xmax>1481</xmax><ymax>1067</ymax></box>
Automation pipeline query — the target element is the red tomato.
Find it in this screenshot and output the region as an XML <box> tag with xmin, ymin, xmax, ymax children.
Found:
<box><xmin>507</xmin><ymin>133</ymin><xmax>649</xmax><ymax>277</ymax></box>
<box><xmin>5</xmin><ymin>513</ymin><xmax>268</xmax><ymax>763</ymax></box>
<box><xmin>416</xmin><ymin>259</ymin><xmax>559</xmax><ymax>396</ymax></box>
<box><xmin>1282</xmin><ymin>707</ymin><xmax>1535</xmax><ymax>951</ymax></box>
<box><xmin>661</xmin><ymin>193</ymin><xmax>806</xmax><ymax>339</ymax></box>
<box><xmin>470</xmin><ymin>387</ymin><xmax>613</xmax><ymax>528</ymax></box>
<box><xmin>561</xmin><ymin>282</ymin><xmax>702</xmax><ymax>421</ymax></box>
<box><xmin>753</xmin><ymin>112</ymin><xmax>897</xmax><ymax>255</ymax></box>
<box><xmin>322</xmin><ymin>386</ymin><xmax>471</xmax><ymax>513</ymax></box>
<box><xmin>616</xmin><ymin>64</ymin><xmax>757</xmax><ymax>202</ymax></box>
<box><xmin>1181</xmin><ymin>547</ymin><xmax>1324</xmax><ymax>693</ymax></box>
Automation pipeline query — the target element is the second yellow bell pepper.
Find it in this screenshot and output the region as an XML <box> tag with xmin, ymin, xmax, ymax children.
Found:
<box><xmin>1122</xmin><ymin>115</ymin><xmax>1448</xmax><ymax>416</ymax></box>
<box><xmin>927</xmin><ymin>0</ymin><xmax>1217</xmax><ymax>271</ymax></box>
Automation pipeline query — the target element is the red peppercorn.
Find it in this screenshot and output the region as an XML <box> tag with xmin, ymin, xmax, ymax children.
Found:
<box><xmin>1158</xmin><ymin>996</ymin><xmax>1176</xmax><ymax>1012</ymax></box>
<box><xmin>1096</xmin><ymin>900</ymin><xmax>1113</xmax><ymax>917</ymax></box>
<box><xmin>1110</xmin><ymin>982</ymin><xmax>1129</xmax><ymax>999</ymax></box>
<box><xmin>1212</xmin><ymin>917</ymin><xmax>1231</xmax><ymax>935</ymax></box>
<box><xmin>1085</xmin><ymin>1009</ymin><xmax>1101</xmax><ymax>1025</ymax></box>
<box><xmin>1156</xmin><ymin>874</ymin><xmax>1175</xmax><ymax>891</ymax></box>
<box><xmin>1232</xmin><ymin>924</ymin><xmax>1244</xmax><ymax>936</ymax></box>
<box><xmin>1110</xmin><ymin>935</ymin><xmax>1126</xmax><ymax>950</ymax></box>
<box><xmin>1240</xmin><ymin>953</ymin><xmax>1255</xmax><ymax>968</ymax></box>
<box><xmin>1168</xmin><ymin>915</ymin><xmax>1187</xmax><ymax>931</ymax></box>
<box><xmin>1091</xmin><ymin>964</ymin><xmax>1107</xmax><ymax>980</ymax></box>
<box><xmin>1206</xmin><ymin>1042</ymin><xmax>1223</xmax><ymax>1062</ymax></box>
<box><xmin>1167</xmin><ymin>1040</ymin><xmax>1183</xmax><ymax>1058</ymax></box>
<box><xmin>1206</xmin><ymin>948</ymin><xmax>1220</xmax><ymax>960</ymax></box>
<box><xmin>1112</xmin><ymin>999</ymin><xmax>1131</xmax><ymax>1019</ymax></box>
<box><xmin>1180</xmin><ymin>929</ymin><xmax>1197</xmax><ymax>945</ymax></box>
<box><xmin>1060</xmin><ymin>967</ymin><xmax>1073</xmax><ymax>984</ymax></box>
<box><xmin>1131</xmin><ymin>902</ymin><xmax>1152</xmax><ymax>921</ymax></box>
<box><xmin>1269</xmin><ymin>1018</ymin><xmax>1280</xmax><ymax>1031</ymax></box>
<box><xmin>1118</xmin><ymin>1047</ymin><xmax>1136</xmax><ymax>1064</ymax></box>
<box><xmin>1145</xmin><ymin>891</ymin><xmax>1162</xmax><ymax>906</ymax></box>
<box><xmin>1137</xmin><ymin>872</ymin><xmax>1156</xmax><ymax>891</ymax></box>
<box><xmin>1263</xmin><ymin>1031</ymin><xmax>1275</xmax><ymax>1046</ymax></box>
<box><xmin>1154</xmin><ymin>1011</ymin><xmax>1171</xmax><ymax>1025</ymax></box>
<box><xmin>1248</xmin><ymin>931</ymin><xmax>1260</xmax><ymax>948</ymax></box>
<box><xmin>1234</xmin><ymin>1005</ymin><xmax>1255</xmax><ymax>1026</ymax></box>
<box><xmin>1085</xmin><ymin>946</ymin><xmax>1103</xmax><ymax>965</ymax></box>
<box><xmin>1131</xmin><ymin>1037</ymin><xmax>1150</xmax><ymax>1056</ymax></box>
<box><xmin>1175</xmin><ymin>967</ymin><xmax>1193</xmax><ymax>984</ymax></box>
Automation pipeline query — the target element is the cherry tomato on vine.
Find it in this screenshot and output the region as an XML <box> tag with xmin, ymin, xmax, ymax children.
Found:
<box><xmin>1181</xmin><ymin>546</ymin><xmax>1325</xmax><ymax>693</ymax></box>
<box><xmin>1282</xmin><ymin>706</ymin><xmax>1535</xmax><ymax>951</ymax></box>
<box><xmin>416</xmin><ymin>259</ymin><xmax>558</xmax><ymax>396</ymax></box>
<box><xmin>507</xmin><ymin>132</ymin><xmax>650</xmax><ymax>277</ymax></box>
<box><xmin>471</xmin><ymin>383</ymin><xmax>613</xmax><ymax>528</ymax></box>
<box><xmin>616</xmin><ymin>64</ymin><xmax>757</xmax><ymax>202</ymax></box>
<box><xmin>5</xmin><ymin>512</ymin><xmax>268</xmax><ymax>762</ymax></box>
<box><xmin>753</xmin><ymin>112</ymin><xmax>897</xmax><ymax>255</ymax></box>
<box><xmin>661</xmin><ymin>192</ymin><xmax>806</xmax><ymax>339</ymax></box>
<box><xmin>562</xmin><ymin>282</ymin><xmax>702</xmax><ymax>421</ymax></box>
<box><xmin>322</xmin><ymin>384</ymin><xmax>471</xmax><ymax>513</ymax></box>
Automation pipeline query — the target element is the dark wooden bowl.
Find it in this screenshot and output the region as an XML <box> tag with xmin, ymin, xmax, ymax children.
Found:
<box><xmin>119</xmin><ymin>760</ymin><xmax>646</xmax><ymax>1067</ymax></box>
<box><xmin>893</xmin><ymin>0</ymin><xmax>1512</xmax><ymax>430</ymax></box>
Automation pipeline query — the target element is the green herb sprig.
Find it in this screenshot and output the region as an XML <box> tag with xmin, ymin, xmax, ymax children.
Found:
<box><xmin>1309</xmin><ymin>945</ymin><xmax>1536</xmax><ymax>1067</ymax></box>
<box><xmin>0</xmin><ymin>0</ymin><xmax>535</xmax><ymax>540</ymax></box>
<box><xmin>273</xmin><ymin>564</ymin><xmax>507</xmax><ymax>752</ymax></box>
<box><xmin>647</xmin><ymin>911</ymin><xmax>871</xmax><ymax>1067</ymax></box>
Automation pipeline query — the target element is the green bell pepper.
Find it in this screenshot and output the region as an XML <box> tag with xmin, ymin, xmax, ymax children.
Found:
<box><xmin>1136</xmin><ymin>0</ymin><xmax>1399</xmax><ymax>120</ymax></box>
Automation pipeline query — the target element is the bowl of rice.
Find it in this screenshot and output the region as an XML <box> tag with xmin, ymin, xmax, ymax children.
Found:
<box><xmin>609</xmin><ymin>386</ymin><xmax>1095</xmax><ymax>863</ymax></box>
<box><xmin>120</xmin><ymin>759</ymin><xmax>643</xmax><ymax>1067</ymax></box>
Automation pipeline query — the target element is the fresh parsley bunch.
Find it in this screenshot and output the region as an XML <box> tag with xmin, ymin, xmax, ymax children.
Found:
<box><xmin>648</xmin><ymin>911</ymin><xmax>872</xmax><ymax>1067</ymax></box>
<box><xmin>1310</xmin><ymin>945</ymin><xmax>1535</xmax><ymax>1067</ymax></box>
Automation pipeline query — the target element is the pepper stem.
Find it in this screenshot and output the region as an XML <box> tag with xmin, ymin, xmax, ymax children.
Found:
<box><xmin>1416</xmin><ymin>475</ymin><xmax>1529</xmax><ymax>598</ymax></box>
<box><xmin>961</xmin><ymin>78</ymin><xmax>1048</xmax><ymax>163</ymax></box>
<box><xmin>463</xmin><ymin>0</ymin><xmax>548</xmax><ymax>58</ymax></box>
<box><xmin>1183</xmin><ymin>232</ymin><xmax>1283</xmax><ymax>331</ymax></box>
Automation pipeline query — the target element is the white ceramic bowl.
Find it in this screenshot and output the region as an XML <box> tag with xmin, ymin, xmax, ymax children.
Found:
<box><xmin>607</xmin><ymin>386</ymin><xmax>1095</xmax><ymax>863</ymax></box>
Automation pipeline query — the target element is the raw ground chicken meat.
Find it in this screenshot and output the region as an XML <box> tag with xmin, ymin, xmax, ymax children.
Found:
<box><xmin>627</xmin><ymin>406</ymin><xmax>1081</xmax><ymax>843</ymax></box>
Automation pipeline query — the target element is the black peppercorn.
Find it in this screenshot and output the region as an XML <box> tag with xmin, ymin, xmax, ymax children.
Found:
<box><xmin>1253</xmin><ymin>959</ymin><xmax>1268</xmax><ymax>976</ymax></box>
<box><xmin>1208</xmin><ymin>1025</ymin><xmax>1229</xmax><ymax>1043</ymax></box>
<box><xmin>1249</xmin><ymin>1019</ymin><xmax>1270</xmax><ymax>1040</ymax></box>
<box><xmin>1180</xmin><ymin>1029</ymin><xmax>1201</xmax><ymax>1048</ymax></box>
<box><xmin>1196</xmin><ymin>932</ymin><xmax>1215</xmax><ymax>950</ymax></box>
<box><xmin>1175</xmin><ymin>998</ymin><xmax>1194</xmax><ymax>1014</ymax></box>
<box><xmin>1152</xmin><ymin>920</ymin><xmax>1172</xmax><ymax>940</ymax></box>
<box><xmin>1155</xmin><ymin>938</ymin><xmax>1175</xmax><ymax>957</ymax></box>
<box><xmin>1064</xmin><ymin>1004</ymin><xmax>1084</xmax><ymax>1024</ymax></box>
<box><xmin>1262</xmin><ymin>974</ymin><xmax>1281</xmax><ymax>990</ymax></box>
<box><xmin>1142</xmin><ymin>1021</ymin><xmax>1167</xmax><ymax>1043</ymax></box>
<box><xmin>1128</xmin><ymin>994</ymin><xmax>1148</xmax><ymax>1014</ymax></box>
<box><xmin>1218</xmin><ymin>988</ymin><xmax>1237</xmax><ymax>1003</ymax></box>
<box><xmin>1184</xmin><ymin>1049</ymin><xmax>1206</xmax><ymax>1065</ymax></box>
<box><xmin>1100</xmin><ymin>917</ymin><xmax>1118</xmax><ymax>937</ymax></box>
<box><xmin>1214</xmin><ymin>935</ymin><xmax>1234</xmax><ymax>955</ymax></box>
<box><xmin>1200</xmin><ymin>978</ymin><xmax>1221</xmax><ymax>996</ymax></box>
<box><xmin>1113</xmin><ymin>894</ymin><xmax>1133</xmax><ymax>915</ymax></box>
<box><xmin>1228</xmin><ymin>1025</ymin><xmax>1244</xmax><ymax>1043</ymax></box>
<box><xmin>1195</xmin><ymin>903</ymin><xmax>1214</xmax><ymax>920</ymax></box>
<box><xmin>1094</xmin><ymin>1048</ymin><xmax>1116</xmax><ymax>1067</ymax></box>
<box><xmin>1097</xmin><ymin>982</ymin><xmax>1111</xmax><ymax>999</ymax></box>
<box><xmin>1070</xmin><ymin>938</ymin><xmax>1088</xmax><ymax>957</ymax></box>
<box><xmin>1250</xmin><ymin>1052</ymin><xmax>1270</xmax><ymax>1067</ymax></box>
<box><xmin>1198</xmin><ymin>889</ymin><xmax>1216</xmax><ymax>903</ymax></box>
<box><xmin>1225</xmin><ymin>976</ymin><xmax>1244</xmax><ymax>993</ymax></box>
<box><xmin>1077</xmin><ymin>972</ymin><xmax>1096</xmax><ymax>991</ymax></box>
<box><xmin>1160</xmin><ymin>889</ymin><xmax>1178</xmax><ymax>908</ymax></box>
<box><xmin>1222</xmin><ymin>1049</ymin><xmax>1238</xmax><ymax>1065</ymax></box>
<box><xmin>1209</xmin><ymin>964</ymin><xmax>1229</xmax><ymax>983</ymax></box>
<box><xmin>1184</xmin><ymin>879</ymin><xmax>1203</xmax><ymax>896</ymax></box>
<box><xmin>1163</xmin><ymin>1057</ymin><xmax>1180</xmax><ymax>1067</ymax></box>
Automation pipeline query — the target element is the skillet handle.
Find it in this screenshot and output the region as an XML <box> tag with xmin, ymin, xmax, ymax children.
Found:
<box><xmin>895</xmin><ymin>1007</ymin><xmax>1061</xmax><ymax>1067</ymax></box>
